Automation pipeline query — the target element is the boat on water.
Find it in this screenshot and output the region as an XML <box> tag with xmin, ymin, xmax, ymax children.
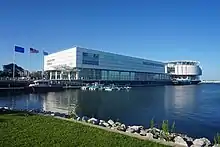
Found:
<box><xmin>104</xmin><ymin>87</ymin><xmax>113</xmax><ymax>91</ymax></box>
<box><xmin>172</xmin><ymin>78</ymin><xmax>200</xmax><ymax>85</ymax></box>
<box><xmin>80</xmin><ymin>83</ymin><xmax>132</xmax><ymax>91</ymax></box>
<box><xmin>28</xmin><ymin>80</ymin><xmax>63</xmax><ymax>92</ymax></box>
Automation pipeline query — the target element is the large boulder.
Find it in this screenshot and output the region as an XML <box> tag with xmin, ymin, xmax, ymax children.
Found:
<box><xmin>4</xmin><ymin>107</ymin><xmax>9</xmax><ymax>110</ymax></box>
<box><xmin>146</xmin><ymin>133</ymin><xmax>154</xmax><ymax>139</ymax></box>
<box><xmin>193</xmin><ymin>138</ymin><xmax>211</xmax><ymax>147</ymax></box>
<box><xmin>88</xmin><ymin>118</ymin><xmax>99</xmax><ymax>125</ymax></box>
<box><xmin>82</xmin><ymin>116</ymin><xmax>89</xmax><ymax>122</ymax></box>
<box><xmin>146</xmin><ymin>127</ymin><xmax>161</xmax><ymax>134</ymax></box>
<box><xmin>99</xmin><ymin>120</ymin><xmax>105</xmax><ymax>124</ymax></box>
<box><xmin>128</xmin><ymin>126</ymin><xmax>143</xmax><ymax>133</ymax></box>
<box><xmin>115</xmin><ymin>122</ymin><xmax>122</xmax><ymax>126</ymax></box>
<box><xmin>107</xmin><ymin>120</ymin><xmax>115</xmax><ymax>126</ymax></box>
<box><xmin>116</xmin><ymin>124</ymin><xmax>126</xmax><ymax>132</ymax></box>
<box><xmin>174</xmin><ymin>136</ymin><xmax>188</xmax><ymax>147</ymax></box>
<box><xmin>126</xmin><ymin>127</ymin><xmax>135</xmax><ymax>133</ymax></box>
<box><xmin>76</xmin><ymin>117</ymin><xmax>81</xmax><ymax>121</ymax></box>
<box><xmin>140</xmin><ymin>130</ymin><xmax>147</xmax><ymax>136</ymax></box>
<box><xmin>102</xmin><ymin>122</ymin><xmax>110</xmax><ymax>128</ymax></box>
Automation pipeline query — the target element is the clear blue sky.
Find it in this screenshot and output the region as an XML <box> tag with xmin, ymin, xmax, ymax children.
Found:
<box><xmin>0</xmin><ymin>0</ymin><xmax>219</xmax><ymax>80</ymax></box>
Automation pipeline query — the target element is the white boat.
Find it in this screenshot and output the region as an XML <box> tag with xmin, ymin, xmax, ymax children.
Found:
<box><xmin>124</xmin><ymin>86</ymin><xmax>131</xmax><ymax>90</ymax></box>
<box><xmin>29</xmin><ymin>80</ymin><xmax>51</xmax><ymax>87</ymax></box>
<box><xmin>89</xmin><ymin>86</ymin><xmax>98</xmax><ymax>91</ymax></box>
<box><xmin>81</xmin><ymin>86</ymin><xmax>88</xmax><ymax>90</ymax></box>
<box><xmin>104</xmin><ymin>87</ymin><xmax>113</xmax><ymax>91</ymax></box>
<box><xmin>28</xmin><ymin>80</ymin><xmax>63</xmax><ymax>92</ymax></box>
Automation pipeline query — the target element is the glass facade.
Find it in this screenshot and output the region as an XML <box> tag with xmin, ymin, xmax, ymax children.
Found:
<box><xmin>78</xmin><ymin>68</ymin><xmax>170</xmax><ymax>81</ymax></box>
<box><xmin>48</xmin><ymin>68</ymin><xmax>170</xmax><ymax>81</ymax></box>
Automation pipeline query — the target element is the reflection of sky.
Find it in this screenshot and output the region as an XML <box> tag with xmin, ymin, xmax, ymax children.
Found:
<box><xmin>0</xmin><ymin>93</ymin><xmax>44</xmax><ymax>110</ymax></box>
<box><xmin>164</xmin><ymin>85</ymin><xmax>197</xmax><ymax>119</ymax></box>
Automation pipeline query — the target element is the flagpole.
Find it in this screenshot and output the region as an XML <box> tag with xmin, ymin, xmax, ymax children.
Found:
<box><xmin>29</xmin><ymin>49</ymin><xmax>31</xmax><ymax>78</ymax></box>
<box><xmin>42</xmin><ymin>52</ymin><xmax>44</xmax><ymax>79</ymax></box>
<box><xmin>12</xmin><ymin>47</ymin><xmax>15</xmax><ymax>79</ymax></box>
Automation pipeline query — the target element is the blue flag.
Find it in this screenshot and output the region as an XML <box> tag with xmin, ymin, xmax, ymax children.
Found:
<box><xmin>43</xmin><ymin>51</ymin><xmax>49</xmax><ymax>55</ymax></box>
<box><xmin>15</xmin><ymin>46</ymin><xmax>24</xmax><ymax>53</ymax></box>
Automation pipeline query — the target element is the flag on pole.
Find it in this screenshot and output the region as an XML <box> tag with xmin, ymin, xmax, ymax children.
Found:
<box><xmin>30</xmin><ymin>48</ymin><xmax>39</xmax><ymax>53</ymax></box>
<box><xmin>15</xmin><ymin>46</ymin><xmax>25</xmax><ymax>53</ymax></box>
<box><xmin>43</xmin><ymin>51</ymin><xmax>49</xmax><ymax>55</ymax></box>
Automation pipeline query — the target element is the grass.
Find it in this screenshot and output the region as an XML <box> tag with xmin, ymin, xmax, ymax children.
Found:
<box><xmin>0</xmin><ymin>111</ymin><xmax>169</xmax><ymax>147</ymax></box>
<box><xmin>214</xmin><ymin>133</ymin><xmax>220</xmax><ymax>145</ymax></box>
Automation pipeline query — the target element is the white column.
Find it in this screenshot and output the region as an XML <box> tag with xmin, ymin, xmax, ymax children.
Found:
<box><xmin>55</xmin><ymin>71</ymin><xmax>58</xmax><ymax>80</ymax></box>
<box><xmin>68</xmin><ymin>72</ymin><xmax>71</xmax><ymax>80</ymax></box>
<box><xmin>60</xmin><ymin>71</ymin><xmax>63</xmax><ymax>80</ymax></box>
<box><xmin>49</xmin><ymin>71</ymin><xmax>52</xmax><ymax>80</ymax></box>
<box><xmin>75</xmin><ymin>72</ymin><xmax>79</xmax><ymax>80</ymax></box>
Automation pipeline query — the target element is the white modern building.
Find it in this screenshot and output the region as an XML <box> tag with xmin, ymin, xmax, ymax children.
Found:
<box><xmin>165</xmin><ymin>61</ymin><xmax>202</xmax><ymax>84</ymax></box>
<box><xmin>44</xmin><ymin>46</ymin><xmax>171</xmax><ymax>85</ymax></box>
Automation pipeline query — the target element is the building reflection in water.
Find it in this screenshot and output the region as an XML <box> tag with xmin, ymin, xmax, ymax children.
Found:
<box><xmin>42</xmin><ymin>90</ymin><xmax>79</xmax><ymax>114</ymax></box>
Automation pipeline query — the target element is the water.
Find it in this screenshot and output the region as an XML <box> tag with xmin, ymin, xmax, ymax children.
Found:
<box><xmin>1</xmin><ymin>84</ymin><xmax>220</xmax><ymax>140</ymax></box>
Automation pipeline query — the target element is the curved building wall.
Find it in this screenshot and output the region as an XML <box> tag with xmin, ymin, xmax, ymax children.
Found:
<box><xmin>169</xmin><ymin>64</ymin><xmax>202</xmax><ymax>76</ymax></box>
<box><xmin>165</xmin><ymin>61</ymin><xmax>202</xmax><ymax>81</ymax></box>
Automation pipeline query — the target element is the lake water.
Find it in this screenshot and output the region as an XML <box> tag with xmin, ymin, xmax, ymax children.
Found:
<box><xmin>0</xmin><ymin>84</ymin><xmax>220</xmax><ymax>140</ymax></box>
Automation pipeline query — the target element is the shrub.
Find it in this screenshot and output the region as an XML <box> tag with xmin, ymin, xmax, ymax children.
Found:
<box><xmin>171</xmin><ymin>121</ymin><xmax>175</xmax><ymax>133</ymax></box>
<box><xmin>214</xmin><ymin>133</ymin><xmax>220</xmax><ymax>145</ymax></box>
<box><xmin>150</xmin><ymin>118</ymin><xmax>154</xmax><ymax>129</ymax></box>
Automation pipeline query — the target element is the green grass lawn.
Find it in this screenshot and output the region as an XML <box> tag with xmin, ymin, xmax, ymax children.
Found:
<box><xmin>0</xmin><ymin>111</ymin><xmax>169</xmax><ymax>147</ymax></box>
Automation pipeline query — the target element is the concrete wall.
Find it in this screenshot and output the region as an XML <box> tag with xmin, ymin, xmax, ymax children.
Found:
<box><xmin>44</xmin><ymin>48</ymin><xmax>77</xmax><ymax>71</ymax></box>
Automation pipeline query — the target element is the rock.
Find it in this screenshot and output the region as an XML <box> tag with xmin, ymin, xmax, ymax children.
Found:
<box><xmin>134</xmin><ymin>132</ymin><xmax>140</xmax><ymax>136</ymax></box>
<box><xmin>50</xmin><ymin>113</ymin><xmax>55</xmax><ymax>116</ymax></box>
<box><xmin>28</xmin><ymin>109</ymin><xmax>33</xmax><ymax>113</ymax></box>
<box><xmin>102</xmin><ymin>122</ymin><xmax>110</xmax><ymax>127</ymax></box>
<box><xmin>128</xmin><ymin>126</ymin><xmax>143</xmax><ymax>133</ymax></box>
<box><xmin>99</xmin><ymin>120</ymin><xmax>105</xmax><ymax>124</ymax></box>
<box><xmin>54</xmin><ymin>112</ymin><xmax>61</xmax><ymax>116</ymax></box>
<box><xmin>4</xmin><ymin>107</ymin><xmax>9</xmax><ymax>110</ymax></box>
<box><xmin>116</xmin><ymin>124</ymin><xmax>126</xmax><ymax>132</ymax></box>
<box><xmin>126</xmin><ymin>127</ymin><xmax>135</xmax><ymax>133</ymax></box>
<box><xmin>153</xmin><ymin>132</ymin><xmax>160</xmax><ymax>139</ymax></box>
<box><xmin>174</xmin><ymin>136</ymin><xmax>188</xmax><ymax>147</ymax></box>
<box><xmin>146</xmin><ymin>133</ymin><xmax>154</xmax><ymax>139</ymax></box>
<box><xmin>193</xmin><ymin>138</ymin><xmax>211</xmax><ymax>147</ymax></box>
<box><xmin>115</xmin><ymin>122</ymin><xmax>122</xmax><ymax>126</ymax></box>
<box><xmin>64</xmin><ymin>114</ymin><xmax>70</xmax><ymax>118</ymax></box>
<box><xmin>159</xmin><ymin>138</ymin><xmax>166</xmax><ymax>142</ymax></box>
<box><xmin>182</xmin><ymin>135</ymin><xmax>194</xmax><ymax>146</ymax></box>
<box><xmin>146</xmin><ymin>127</ymin><xmax>161</xmax><ymax>134</ymax></box>
<box><xmin>76</xmin><ymin>117</ymin><xmax>81</xmax><ymax>121</ymax></box>
<box><xmin>140</xmin><ymin>130</ymin><xmax>147</xmax><ymax>136</ymax></box>
<box><xmin>184</xmin><ymin>136</ymin><xmax>194</xmax><ymax>142</ymax></box>
<box><xmin>82</xmin><ymin>116</ymin><xmax>89</xmax><ymax>122</ymax></box>
<box><xmin>108</xmin><ymin>120</ymin><xmax>115</xmax><ymax>126</ymax></box>
<box><xmin>88</xmin><ymin>118</ymin><xmax>99</xmax><ymax>125</ymax></box>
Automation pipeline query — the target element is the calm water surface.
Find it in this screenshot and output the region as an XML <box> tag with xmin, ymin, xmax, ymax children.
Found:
<box><xmin>1</xmin><ymin>84</ymin><xmax>220</xmax><ymax>140</ymax></box>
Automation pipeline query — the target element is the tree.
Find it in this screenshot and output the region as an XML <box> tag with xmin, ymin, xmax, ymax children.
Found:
<box><xmin>30</xmin><ymin>71</ymin><xmax>42</xmax><ymax>80</ymax></box>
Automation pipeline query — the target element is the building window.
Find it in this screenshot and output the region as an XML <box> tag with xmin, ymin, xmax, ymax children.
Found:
<box><xmin>167</xmin><ymin>67</ymin><xmax>175</xmax><ymax>73</ymax></box>
<box><xmin>82</xmin><ymin>52</ymin><xmax>99</xmax><ymax>65</ymax></box>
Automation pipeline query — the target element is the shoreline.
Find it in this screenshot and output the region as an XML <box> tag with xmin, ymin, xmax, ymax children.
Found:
<box><xmin>0</xmin><ymin>107</ymin><xmax>217</xmax><ymax>147</ymax></box>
